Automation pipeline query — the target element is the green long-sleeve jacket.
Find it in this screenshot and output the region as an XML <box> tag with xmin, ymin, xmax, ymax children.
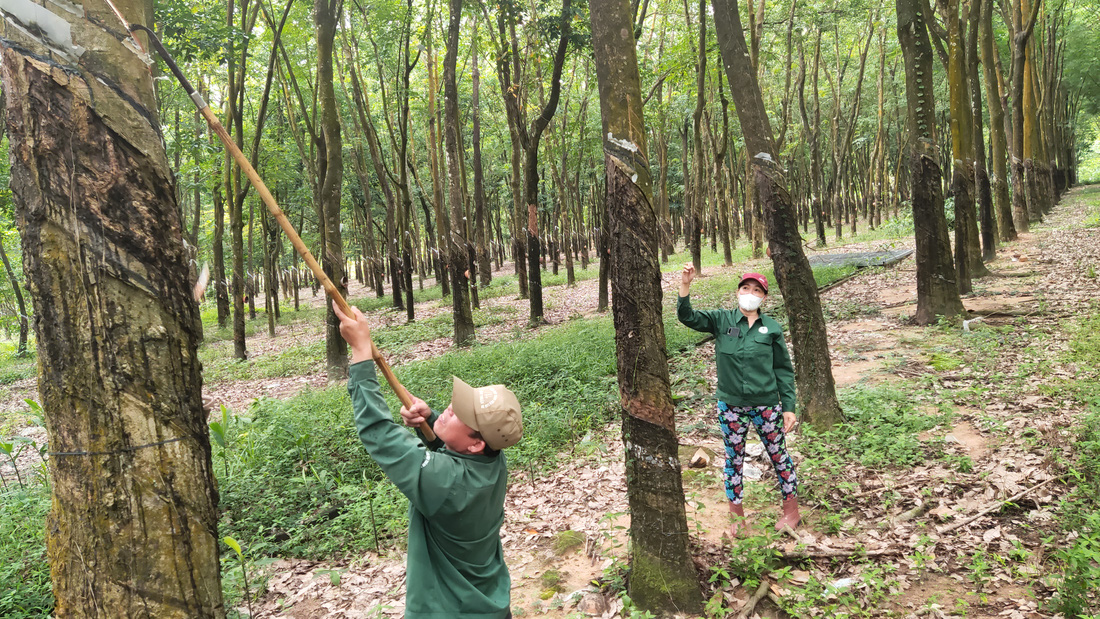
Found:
<box><xmin>677</xmin><ymin>295</ymin><xmax>797</xmax><ymax>415</ymax></box>
<box><xmin>347</xmin><ymin>362</ymin><xmax>511</xmax><ymax>619</ymax></box>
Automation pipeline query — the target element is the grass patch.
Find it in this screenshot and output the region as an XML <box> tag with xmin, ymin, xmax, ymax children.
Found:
<box><xmin>0</xmin><ymin>342</ymin><xmax>36</xmax><ymax>386</ymax></box>
<box><xmin>800</xmin><ymin>384</ymin><xmax>951</xmax><ymax>472</ymax></box>
<box><xmin>215</xmin><ymin>316</ymin><xmax>627</xmax><ymax>561</ymax></box>
<box><xmin>1048</xmin><ymin>310</ymin><xmax>1100</xmax><ymax>616</ymax></box>
<box><xmin>1049</xmin><ymin>408</ymin><xmax>1100</xmax><ymax>617</ymax></box>
<box><xmin>0</xmin><ymin>485</ymin><xmax>52</xmax><ymax>618</ymax></box>
<box><xmin>200</xmin><ymin>340</ymin><xmax>325</xmax><ymax>382</ymax></box>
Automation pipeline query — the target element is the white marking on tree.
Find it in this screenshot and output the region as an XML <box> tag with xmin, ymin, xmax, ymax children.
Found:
<box><xmin>607</xmin><ymin>132</ymin><xmax>639</xmax><ymax>153</ymax></box>
<box><xmin>0</xmin><ymin>0</ymin><xmax>85</xmax><ymax>57</ymax></box>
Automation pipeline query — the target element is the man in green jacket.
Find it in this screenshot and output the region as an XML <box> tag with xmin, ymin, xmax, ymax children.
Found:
<box><xmin>334</xmin><ymin>303</ymin><xmax>521</xmax><ymax>619</ymax></box>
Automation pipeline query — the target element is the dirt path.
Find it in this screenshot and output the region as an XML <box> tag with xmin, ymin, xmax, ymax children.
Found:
<box><xmin>240</xmin><ymin>187</ymin><xmax>1100</xmax><ymax>619</ymax></box>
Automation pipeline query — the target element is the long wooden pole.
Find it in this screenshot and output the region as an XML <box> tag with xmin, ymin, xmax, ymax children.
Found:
<box><xmin>120</xmin><ymin>21</ymin><xmax>435</xmax><ymax>441</ymax></box>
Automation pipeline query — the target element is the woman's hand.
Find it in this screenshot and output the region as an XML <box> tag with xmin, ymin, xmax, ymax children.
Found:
<box><xmin>783</xmin><ymin>412</ymin><xmax>797</xmax><ymax>434</ymax></box>
<box><xmin>681</xmin><ymin>263</ymin><xmax>695</xmax><ymax>286</ymax></box>
<box><xmin>679</xmin><ymin>263</ymin><xmax>695</xmax><ymax>297</ymax></box>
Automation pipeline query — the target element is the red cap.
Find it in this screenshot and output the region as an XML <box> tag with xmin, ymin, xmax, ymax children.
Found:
<box><xmin>738</xmin><ymin>272</ymin><xmax>769</xmax><ymax>293</ymax></box>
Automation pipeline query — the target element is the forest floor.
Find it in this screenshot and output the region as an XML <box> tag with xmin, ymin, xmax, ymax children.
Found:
<box><xmin>244</xmin><ymin>188</ymin><xmax>1097</xmax><ymax>618</ymax></box>
<box><xmin>2</xmin><ymin>186</ymin><xmax>1099</xmax><ymax>618</ymax></box>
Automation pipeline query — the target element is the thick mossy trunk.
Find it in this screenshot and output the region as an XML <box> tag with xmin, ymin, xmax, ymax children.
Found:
<box><xmin>609</xmin><ymin>158</ymin><xmax>700</xmax><ymax>611</ymax></box>
<box><xmin>589</xmin><ymin>0</ymin><xmax>702</xmax><ymax>611</ymax></box>
<box><xmin>912</xmin><ymin>149</ymin><xmax>967</xmax><ymax>324</ymax></box>
<box><xmin>897</xmin><ymin>0</ymin><xmax>965</xmax><ymax>325</ymax></box>
<box><xmin>1</xmin><ymin>2</ymin><xmax>224</xmax><ymax>615</ymax></box>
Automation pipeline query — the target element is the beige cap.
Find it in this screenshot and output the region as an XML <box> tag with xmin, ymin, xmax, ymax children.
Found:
<box><xmin>451</xmin><ymin>377</ymin><xmax>523</xmax><ymax>450</ymax></box>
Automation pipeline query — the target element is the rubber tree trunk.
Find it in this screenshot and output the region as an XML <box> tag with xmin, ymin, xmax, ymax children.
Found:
<box><xmin>897</xmin><ymin>0</ymin><xmax>967</xmax><ymax>325</ymax></box>
<box><xmin>444</xmin><ymin>0</ymin><xmax>475</xmax><ymax>345</ymax></box>
<box><xmin>472</xmin><ymin>33</ymin><xmax>492</xmax><ymax>286</ymax></box>
<box><xmin>1009</xmin><ymin>0</ymin><xmax>1043</xmax><ymax>233</ymax></box>
<box><xmin>712</xmin><ymin>0</ymin><xmax>843</xmax><ymax>430</ymax></box>
<box><xmin>967</xmin><ymin>0</ymin><xmax>997</xmax><ymax>260</ymax></box>
<box><xmin>588</xmin><ymin>0</ymin><xmax>702</xmax><ymax>612</ymax></box>
<box><xmin>316</xmin><ymin>0</ymin><xmax>348</xmax><ymax>379</ymax></box>
<box><xmin>980</xmin><ymin>0</ymin><xmax>1015</xmax><ymax>242</ymax></box>
<box><xmin>0</xmin><ymin>1</ymin><xmax>224</xmax><ymax>615</ymax></box>
<box><xmin>941</xmin><ymin>0</ymin><xmax>988</xmax><ymax>292</ymax></box>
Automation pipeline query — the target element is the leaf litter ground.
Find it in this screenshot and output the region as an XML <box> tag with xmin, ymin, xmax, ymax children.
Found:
<box><xmin>2</xmin><ymin>188</ymin><xmax>1099</xmax><ymax>618</ymax></box>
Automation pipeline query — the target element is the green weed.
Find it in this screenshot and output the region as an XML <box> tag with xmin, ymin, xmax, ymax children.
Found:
<box><xmin>0</xmin><ymin>345</ymin><xmax>35</xmax><ymax>386</ymax></box>
<box><xmin>0</xmin><ymin>485</ymin><xmax>52</xmax><ymax>618</ymax></box>
<box><xmin>552</xmin><ymin>529</ymin><xmax>586</xmax><ymax>555</ymax></box>
<box><xmin>1049</xmin><ymin>409</ymin><xmax>1100</xmax><ymax>616</ymax></box>
<box><xmin>800</xmin><ymin>384</ymin><xmax>951</xmax><ymax>470</ymax></box>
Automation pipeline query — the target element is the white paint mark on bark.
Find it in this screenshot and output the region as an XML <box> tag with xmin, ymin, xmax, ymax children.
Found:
<box><xmin>0</xmin><ymin>0</ymin><xmax>85</xmax><ymax>57</ymax></box>
<box><xmin>607</xmin><ymin>132</ymin><xmax>639</xmax><ymax>153</ymax></box>
<box><xmin>623</xmin><ymin>440</ymin><xmax>680</xmax><ymax>470</ymax></box>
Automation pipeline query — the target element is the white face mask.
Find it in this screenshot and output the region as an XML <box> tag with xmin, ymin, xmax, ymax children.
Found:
<box><xmin>738</xmin><ymin>293</ymin><xmax>764</xmax><ymax>312</ymax></box>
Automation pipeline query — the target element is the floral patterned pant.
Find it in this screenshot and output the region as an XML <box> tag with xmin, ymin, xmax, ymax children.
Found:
<box><xmin>717</xmin><ymin>401</ymin><xmax>798</xmax><ymax>505</ymax></box>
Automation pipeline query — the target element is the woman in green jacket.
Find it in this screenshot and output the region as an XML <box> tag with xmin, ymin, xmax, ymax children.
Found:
<box><xmin>677</xmin><ymin>265</ymin><xmax>801</xmax><ymax>537</ymax></box>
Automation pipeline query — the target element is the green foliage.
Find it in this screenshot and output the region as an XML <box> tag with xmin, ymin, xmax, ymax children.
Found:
<box><xmin>0</xmin><ymin>344</ymin><xmax>36</xmax><ymax>386</ymax></box>
<box><xmin>721</xmin><ymin>533</ymin><xmax>782</xmax><ymax>590</ymax></box>
<box><xmin>0</xmin><ymin>485</ymin><xmax>52</xmax><ymax>618</ymax></box>
<box><xmin>1050</xmin><ymin>409</ymin><xmax>1100</xmax><ymax>617</ymax></box>
<box><xmin>779</xmin><ymin>562</ymin><xmax>901</xmax><ymax>618</ymax></box>
<box><xmin>928</xmin><ymin>352</ymin><xmax>963</xmax><ymax>372</ymax></box>
<box><xmin>800</xmin><ymin>385</ymin><xmax>950</xmax><ymax>470</ymax></box>
<box><xmin>215</xmin><ymin>389</ymin><xmax>403</xmax><ymax>560</ymax></box>
<box><xmin>200</xmin><ymin>339</ymin><xmax>325</xmax><ymax>382</ymax></box>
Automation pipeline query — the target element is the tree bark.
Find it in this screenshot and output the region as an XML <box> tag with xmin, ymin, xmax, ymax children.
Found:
<box><xmin>588</xmin><ymin>0</ymin><xmax>702</xmax><ymax>612</ymax></box>
<box><xmin>940</xmin><ymin>0</ymin><xmax>989</xmax><ymax>292</ymax></box>
<box><xmin>444</xmin><ymin>0</ymin><xmax>475</xmax><ymax>345</ymax></box>
<box><xmin>0</xmin><ymin>0</ymin><xmax>223</xmax><ymax>615</ymax></box>
<box><xmin>316</xmin><ymin>0</ymin><xmax>348</xmax><ymax>379</ymax></box>
<box><xmin>980</xmin><ymin>0</ymin><xmax>1015</xmax><ymax>241</ymax></box>
<box><xmin>897</xmin><ymin>0</ymin><xmax>967</xmax><ymax>324</ymax></box>
<box><xmin>522</xmin><ymin>0</ymin><xmax>572</xmax><ymax>326</ymax></box>
<box><xmin>472</xmin><ymin>29</ymin><xmax>492</xmax><ymax>286</ymax></box>
<box><xmin>713</xmin><ymin>0</ymin><xmax>843</xmax><ymax>429</ymax></box>
<box><xmin>1009</xmin><ymin>0</ymin><xmax>1043</xmax><ymax>233</ymax></box>
<box><xmin>965</xmin><ymin>0</ymin><xmax>995</xmax><ymax>261</ymax></box>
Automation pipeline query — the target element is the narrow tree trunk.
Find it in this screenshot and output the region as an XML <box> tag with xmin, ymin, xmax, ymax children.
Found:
<box><xmin>967</xmin><ymin>0</ymin><xmax>996</xmax><ymax>260</ymax></box>
<box><xmin>0</xmin><ymin>231</ymin><xmax>29</xmax><ymax>356</ymax></box>
<box><xmin>316</xmin><ymin>0</ymin><xmax>348</xmax><ymax>378</ymax></box>
<box><xmin>444</xmin><ymin>0</ymin><xmax>475</xmax><ymax>345</ymax></box>
<box><xmin>588</xmin><ymin>0</ymin><xmax>702</xmax><ymax>612</ymax></box>
<box><xmin>0</xmin><ymin>2</ymin><xmax>223</xmax><ymax>614</ymax></box>
<box><xmin>1009</xmin><ymin>0</ymin><xmax>1044</xmax><ymax>233</ymax></box>
<box><xmin>712</xmin><ymin>0</ymin><xmax>843</xmax><ymax>429</ymax></box>
<box><xmin>472</xmin><ymin>29</ymin><xmax>492</xmax><ymax>286</ymax></box>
